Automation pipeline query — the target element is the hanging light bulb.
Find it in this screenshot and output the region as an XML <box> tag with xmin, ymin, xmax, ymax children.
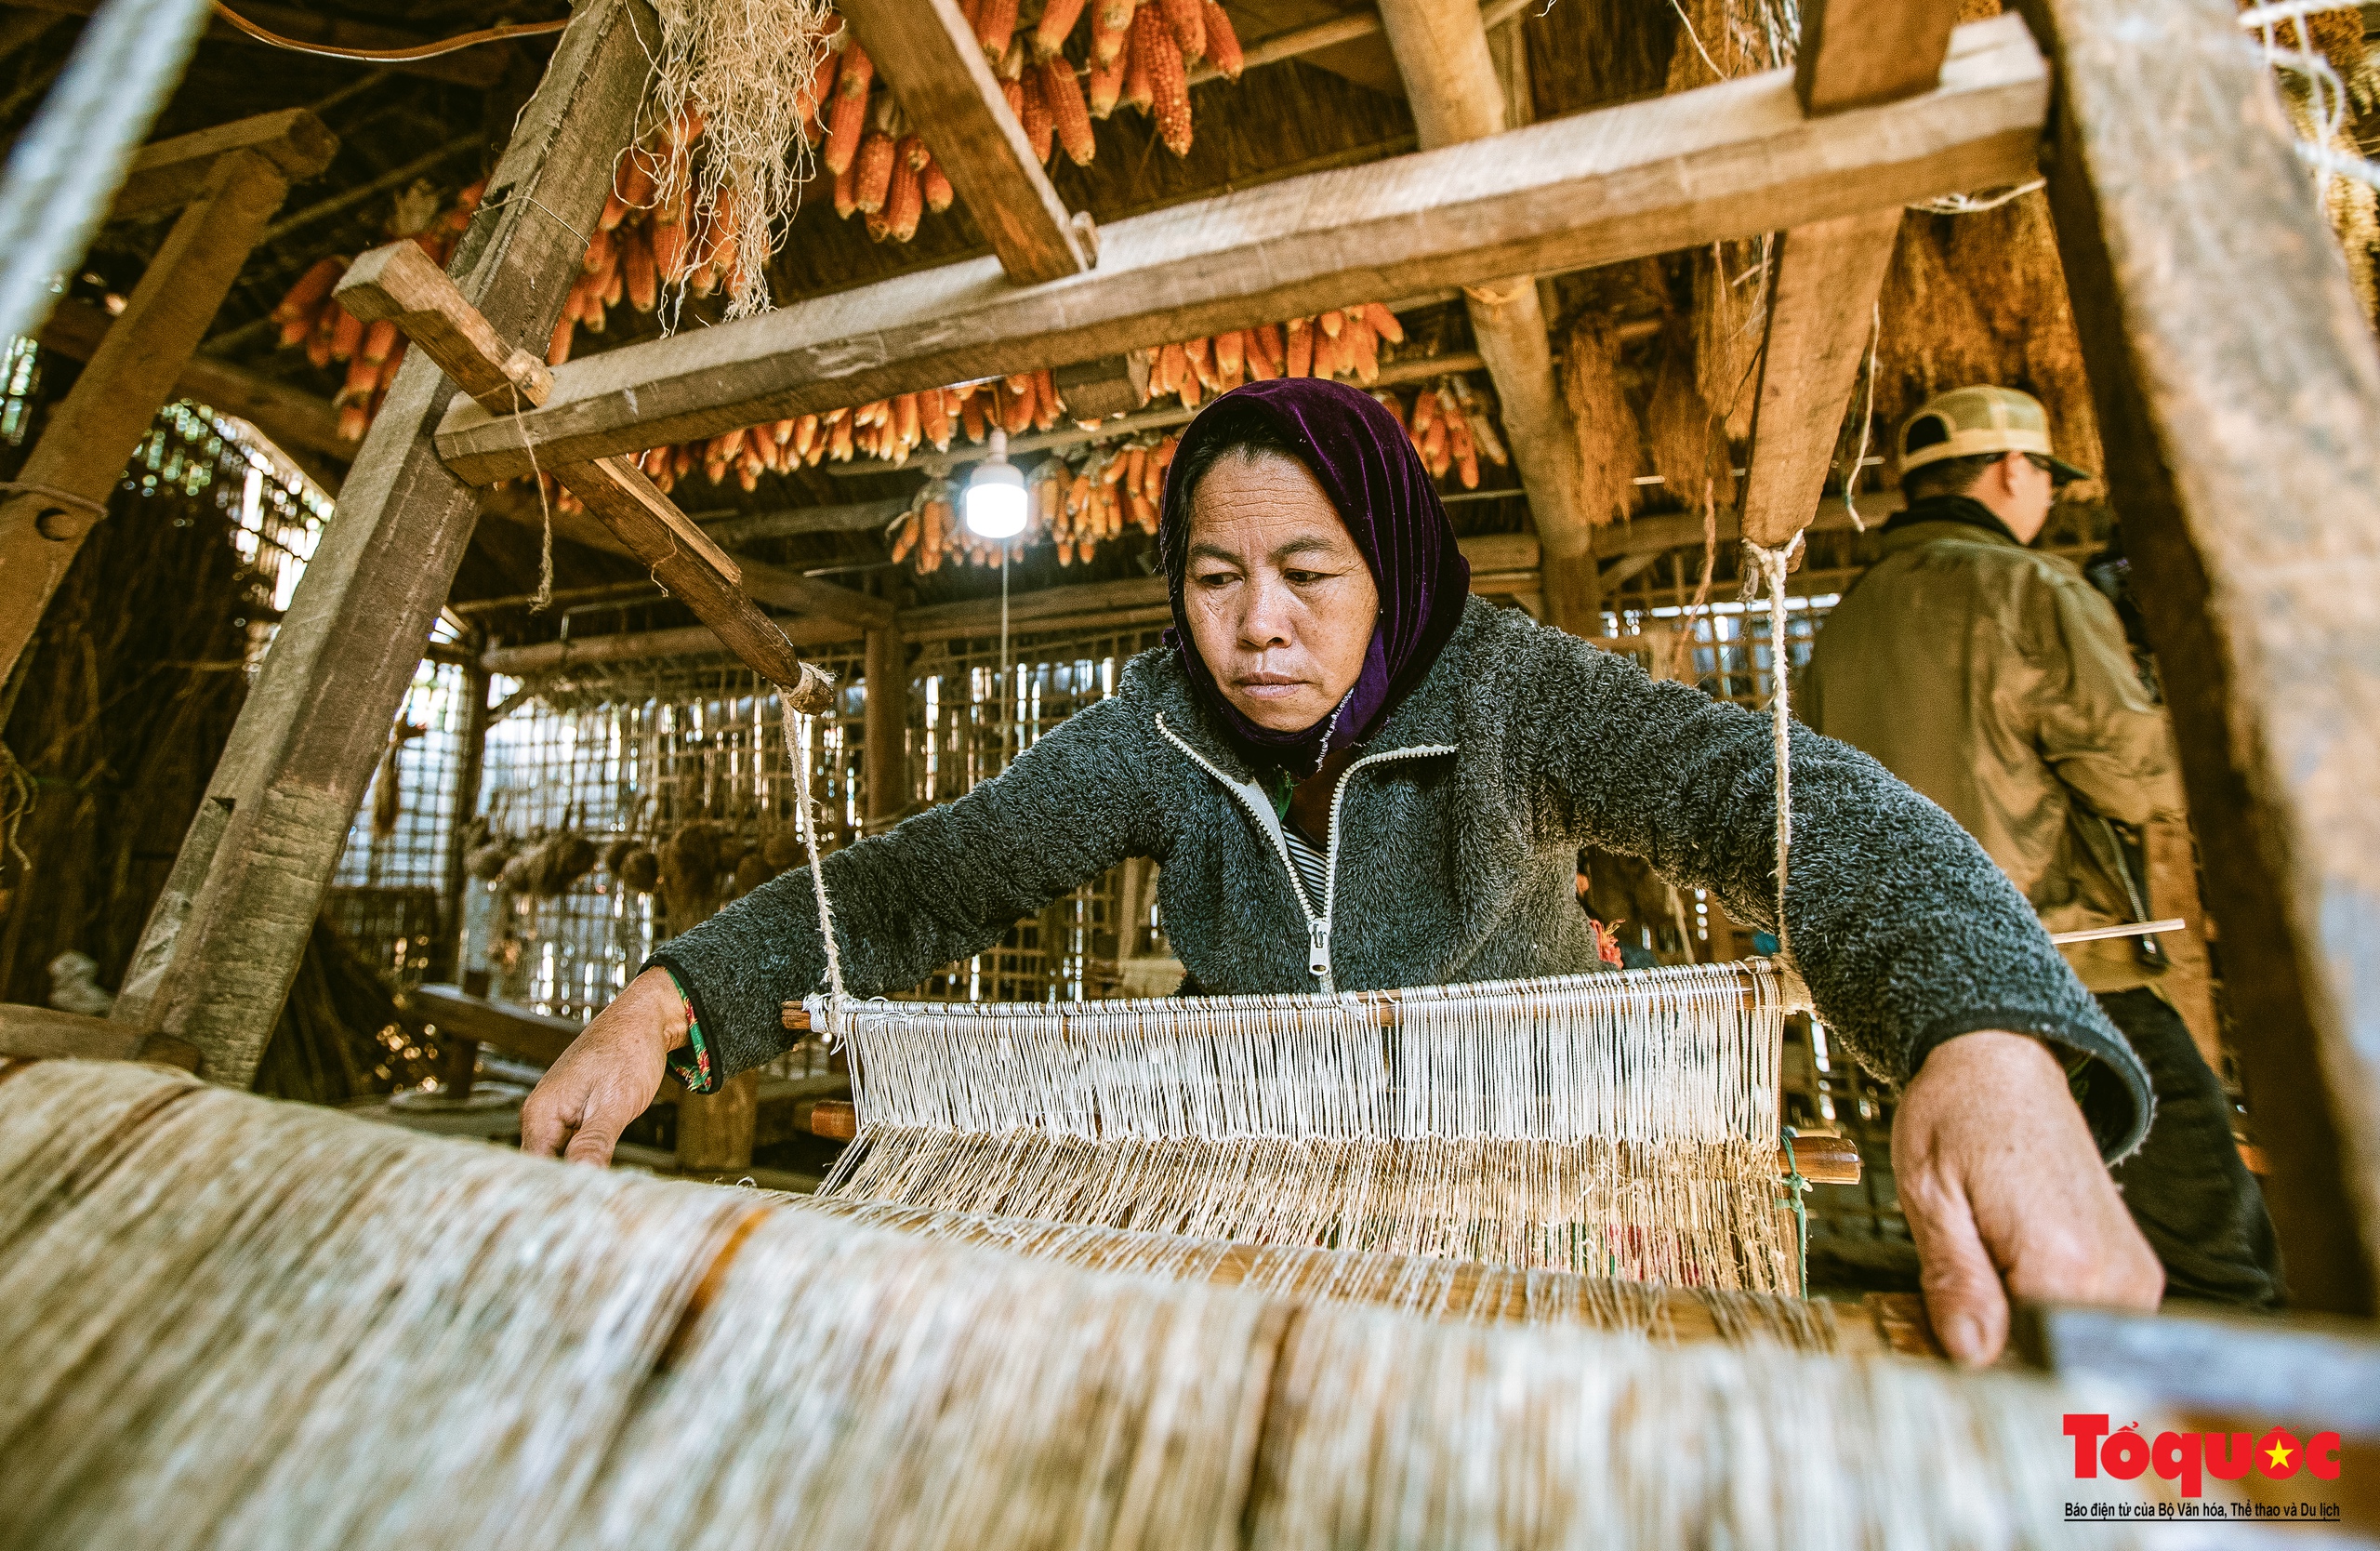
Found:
<box><xmin>963</xmin><ymin>427</ymin><xmax>1027</xmax><ymax>539</ymax></box>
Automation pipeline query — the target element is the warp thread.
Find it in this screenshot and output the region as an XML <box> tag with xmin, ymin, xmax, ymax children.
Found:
<box><xmin>0</xmin><ymin>1059</ymin><xmax>2177</xmax><ymax>1549</ymax></box>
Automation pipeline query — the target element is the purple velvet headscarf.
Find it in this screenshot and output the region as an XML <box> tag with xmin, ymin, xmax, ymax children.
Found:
<box><xmin>1157</xmin><ymin>378</ymin><xmax>1471</xmax><ymax>777</ymax></box>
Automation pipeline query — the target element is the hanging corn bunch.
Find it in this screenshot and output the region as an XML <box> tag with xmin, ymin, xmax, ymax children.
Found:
<box><xmin>269</xmin><ymin>180</ymin><xmax>479</xmax><ymax>442</ymax></box>
<box><xmin>1367</xmin><ymin>375</ymin><xmax>1511</xmax><ymax>489</ymax></box>
<box><xmin>643</xmin><ymin>0</ymin><xmax>840</xmax><ymax>315</ymax></box>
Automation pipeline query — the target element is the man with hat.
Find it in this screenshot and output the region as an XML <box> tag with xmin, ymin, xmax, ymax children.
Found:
<box><xmin>1801</xmin><ymin>385</ymin><xmax>2280</xmax><ymax>1307</ymax></box>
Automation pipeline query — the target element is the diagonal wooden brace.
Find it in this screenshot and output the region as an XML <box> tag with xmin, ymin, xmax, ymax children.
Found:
<box><xmin>336</xmin><ymin>241</ymin><xmax>836</xmax><ymax>713</ymax></box>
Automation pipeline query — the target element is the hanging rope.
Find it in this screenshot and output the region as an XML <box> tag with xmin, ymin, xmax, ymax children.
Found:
<box><xmin>1743</xmin><ymin>533</ymin><xmax>1801</xmax><ymax>957</ymax></box>
<box><xmin>782</xmin><ymin>698</ymin><xmax>847</xmax><ymax>1036</ymax></box>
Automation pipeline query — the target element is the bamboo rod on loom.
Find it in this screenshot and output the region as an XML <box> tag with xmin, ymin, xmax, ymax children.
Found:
<box><xmin>776</xmin><ymin>977</ymin><xmax>1784</xmax><ymax>1034</ymax></box>
<box><xmin>793</xmin><ymin>1097</ymin><xmax>1863</xmax><ymax>1183</ymax></box>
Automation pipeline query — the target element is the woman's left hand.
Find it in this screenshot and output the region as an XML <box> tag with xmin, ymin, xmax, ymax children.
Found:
<box><xmin>520</xmin><ymin>966</ymin><xmax>690</xmax><ymax>1166</ymax></box>
<box><xmin>1892</xmin><ymin>1029</ymin><xmax>2163</xmax><ymax>1364</ymax></box>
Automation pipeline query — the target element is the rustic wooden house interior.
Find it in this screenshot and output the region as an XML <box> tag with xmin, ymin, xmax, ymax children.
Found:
<box><xmin>0</xmin><ymin>0</ymin><xmax>2376</xmax><ymax>1540</ymax></box>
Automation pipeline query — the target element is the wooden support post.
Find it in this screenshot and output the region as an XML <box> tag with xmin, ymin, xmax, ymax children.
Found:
<box><xmin>676</xmin><ymin>1069</ymin><xmax>760</xmax><ymax>1173</ymax></box>
<box><xmin>435</xmin><ymin>654</ymin><xmax>493</xmax><ymax>986</ymax></box>
<box><xmin>337</xmin><ymin>239</ymin><xmax>852</xmax><ymax>699</ymax></box>
<box><xmin>0</xmin><ymin>112</ymin><xmax>335</xmax><ymax>683</ymax></box>
<box><xmin>0</xmin><ymin>1003</ymin><xmax>201</xmax><ymax>1071</ymax></box>
<box><xmin>1737</xmin><ymin>0</ymin><xmax>1960</xmax><ymax>551</ymax></box>
<box><xmin>433</xmin><ymin>17</ymin><xmax>2049</xmax><ymax>483</ymax></box>
<box><xmin>110</xmin><ymin>0</ymin><xmax>657</xmax><ymax>1090</ymax></box>
<box><xmin>864</xmin><ymin>625</ymin><xmax>908</xmax><ymax>829</ymax></box>
<box><xmin>1372</xmin><ymin>0</ymin><xmax>1594</xmax><ymax>631</ymax></box>
<box><xmin>2015</xmin><ymin>0</ymin><xmax>2380</xmax><ymax>1314</ymax></box>
<box><xmin>837</xmin><ymin>0</ymin><xmax>1093</xmax><ymax>285</ymax></box>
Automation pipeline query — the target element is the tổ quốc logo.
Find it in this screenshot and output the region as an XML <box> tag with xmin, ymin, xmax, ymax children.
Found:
<box><xmin>2065</xmin><ymin>1413</ymin><xmax>2344</xmax><ymax>1522</ymax></box>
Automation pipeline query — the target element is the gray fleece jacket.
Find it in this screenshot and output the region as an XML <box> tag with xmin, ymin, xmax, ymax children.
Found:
<box><xmin>656</xmin><ymin>597</ymin><xmax>2150</xmax><ymax>1159</ymax></box>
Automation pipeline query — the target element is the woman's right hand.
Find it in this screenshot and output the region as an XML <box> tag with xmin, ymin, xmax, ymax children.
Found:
<box><xmin>520</xmin><ymin>966</ymin><xmax>691</xmax><ymax>1166</ymax></box>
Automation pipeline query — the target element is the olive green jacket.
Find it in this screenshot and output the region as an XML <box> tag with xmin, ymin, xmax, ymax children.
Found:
<box><xmin>1797</xmin><ymin>509</ymin><xmax>2184</xmax><ymax>994</ymax></box>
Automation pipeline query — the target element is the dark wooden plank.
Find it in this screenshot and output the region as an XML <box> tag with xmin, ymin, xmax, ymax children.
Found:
<box><xmin>0</xmin><ymin>1003</ymin><xmax>202</xmax><ymax>1071</ymax></box>
<box><xmin>110</xmin><ymin>0</ymin><xmax>657</xmax><ymax>1090</ymax></box>
<box><xmin>552</xmin><ymin>457</ymin><xmax>839</xmax><ymax>704</ymax></box>
<box><xmin>2014</xmin><ymin>0</ymin><xmax>2380</xmax><ymax>1315</ymax></box>
<box><xmin>738</xmin><ymin>556</ymin><xmax>897</xmax><ymax>630</ymax></box>
<box><xmin>1736</xmin><ymin>209</ymin><xmax>1906</xmax><ymax>549</ymax></box>
<box><xmin>1795</xmin><ymin>0</ymin><xmax>1964</xmax><ymax>114</ymax></box>
<box><xmin>838</xmin><ymin>0</ymin><xmax>1091</xmax><ymax>285</ymax></box>
<box><xmin>108</xmin><ymin>106</ymin><xmax>337</xmax><ymax>221</ymax></box>
<box><xmin>2015</xmin><ymin>1302</ymin><xmax>2380</xmax><ymax>1438</ymax></box>
<box><xmin>1372</xmin><ymin>0</ymin><xmax>1591</xmax><ymax>628</ymax></box>
<box><xmin>865</xmin><ymin>626</ymin><xmax>908</xmax><ymax>829</ymax></box>
<box><xmin>14</xmin><ymin>0</ymin><xmax>512</xmax><ymax>89</ymax></box>
<box><xmin>676</xmin><ymin>1069</ymin><xmax>760</xmax><ymax>1172</ymax></box>
<box><xmin>0</xmin><ymin>148</ymin><xmax>294</xmax><ymax>683</ymax></box>
<box><xmin>37</xmin><ymin>297</ymin><xmax>350</xmax><ymax>460</ymax></box>
<box><xmin>1739</xmin><ymin>0</ymin><xmax>1958</xmax><ymax>550</ymax></box>
<box><xmin>408</xmin><ymin>982</ymin><xmax>582</xmax><ymax>1067</ymax></box>
<box><xmin>437</xmin><ymin>16</ymin><xmax>2050</xmax><ymax>483</ymax></box>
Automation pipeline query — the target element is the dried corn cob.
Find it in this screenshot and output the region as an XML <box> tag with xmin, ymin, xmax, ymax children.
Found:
<box><xmin>272</xmin><ymin>256</ymin><xmax>345</xmax><ymax>328</ymax></box>
<box><xmin>1088</xmin><ymin>50</ymin><xmax>1127</xmax><ymax>116</ymax></box>
<box><xmin>1122</xmin><ymin>16</ymin><xmax>1156</xmax><ymax>112</ymax></box>
<box><xmin>825</xmin><ymin>42</ymin><xmax>874</xmax><ymax>175</ymax></box>
<box><xmin>886</xmin><ymin>142</ymin><xmax>924</xmax><ymax>240</ymax></box>
<box><xmin>304</xmin><ymin>301</ymin><xmax>339</xmax><ymax>369</ymax></box>
<box><xmin>1183</xmin><ymin>334</ymin><xmax>1215</xmax><ymax>390</ymax></box>
<box><xmin>1344</xmin><ymin>313</ymin><xmax>1379</xmax><ymax>382</ymax></box>
<box><xmin>1035</xmin><ymin>0</ymin><xmax>1087</xmax><ymax>56</ymax></box>
<box><xmin>1160</xmin><ymin>0</ymin><xmax>1204</xmax><ymax>58</ymax></box>
<box><xmin>1371</xmin><ymin>390</ymin><xmax>1408</xmax><ymax>431</ymax></box>
<box><xmin>617</xmin><ymin>149</ymin><xmax>657</xmax><ymax>210</ymax></box>
<box><xmin>834</xmin><ymin>157</ymin><xmax>860</xmax><ymax>219</ymax></box>
<box><xmin>1447</xmin><ymin>376</ymin><xmax>1510</xmax><ymax>466</ymax></box>
<box><xmin>621</xmin><ymin>225</ymin><xmax>657</xmax><ymax>312</ymax></box>
<box><xmin>976</xmin><ymin>0</ymin><xmax>1019</xmax><ymax>59</ymax></box>
<box><xmin>1316</xmin><ymin>326</ymin><xmax>1349</xmax><ymax>379</ymax></box>
<box><xmin>1020</xmin><ymin>68</ymin><xmax>1056</xmax><ymax>162</ymax></box>
<box><xmin>798</xmin><ymin>35</ymin><xmax>842</xmax><ymax>146</ymax></box>
<box><xmin>854</xmin><ymin>130</ymin><xmax>896</xmax><ymax>213</ymax></box>
<box><xmin>1043</xmin><ymin>58</ymin><xmax>1096</xmax><ymax>165</ymax></box>
<box><xmin>1092</xmin><ymin>0</ymin><xmax>1135</xmax><ymax>61</ymax></box>
<box><xmin>920</xmin><ymin>152</ymin><xmax>955</xmax><ymax>212</ymax></box>
<box><xmin>1139</xmin><ymin>7</ymin><xmax>1192</xmax><ymax>152</ymax></box>
<box><xmin>1281</xmin><ymin>316</ymin><xmax>1312</xmax><ymax>377</ymax></box>
<box><xmin>328</xmin><ymin>304</ymin><xmax>364</xmax><ymax>364</ymax></box>
<box><xmin>1249</xmin><ymin>323</ymin><xmax>1285</xmax><ymax>378</ymax></box>
<box><xmin>1200</xmin><ymin>0</ymin><xmax>1242</xmax><ymax>77</ymax></box>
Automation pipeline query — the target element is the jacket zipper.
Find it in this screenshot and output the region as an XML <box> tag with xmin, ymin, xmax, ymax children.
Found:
<box><xmin>1156</xmin><ymin>712</ymin><xmax>1454</xmax><ymax>990</ymax></box>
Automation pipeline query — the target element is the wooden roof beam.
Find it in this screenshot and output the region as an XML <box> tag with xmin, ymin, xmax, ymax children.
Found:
<box><xmin>1372</xmin><ymin>0</ymin><xmax>1594</xmax><ymax>630</ymax></box>
<box><xmin>839</xmin><ymin>0</ymin><xmax>1093</xmax><ymax>285</ymax></box>
<box><xmin>434</xmin><ymin>15</ymin><xmax>2048</xmax><ymax>485</ymax></box>
<box><xmin>1736</xmin><ymin>0</ymin><xmax>1964</xmax><ymax>551</ymax></box>
<box><xmin>336</xmin><ymin>240</ymin><xmax>854</xmax><ymax>690</ymax></box>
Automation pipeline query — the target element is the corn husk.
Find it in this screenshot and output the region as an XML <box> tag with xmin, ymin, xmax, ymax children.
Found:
<box><xmin>1560</xmin><ymin>314</ymin><xmax>1642</xmax><ymax>526</ymax></box>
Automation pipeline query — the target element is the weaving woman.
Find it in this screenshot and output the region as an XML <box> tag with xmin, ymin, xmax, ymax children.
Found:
<box><xmin>524</xmin><ymin>378</ymin><xmax>2161</xmax><ymax>1363</ymax></box>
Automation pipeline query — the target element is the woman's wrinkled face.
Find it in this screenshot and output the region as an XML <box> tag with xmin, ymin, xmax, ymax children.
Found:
<box><xmin>1183</xmin><ymin>452</ymin><xmax>1380</xmax><ymax>732</ymax></box>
